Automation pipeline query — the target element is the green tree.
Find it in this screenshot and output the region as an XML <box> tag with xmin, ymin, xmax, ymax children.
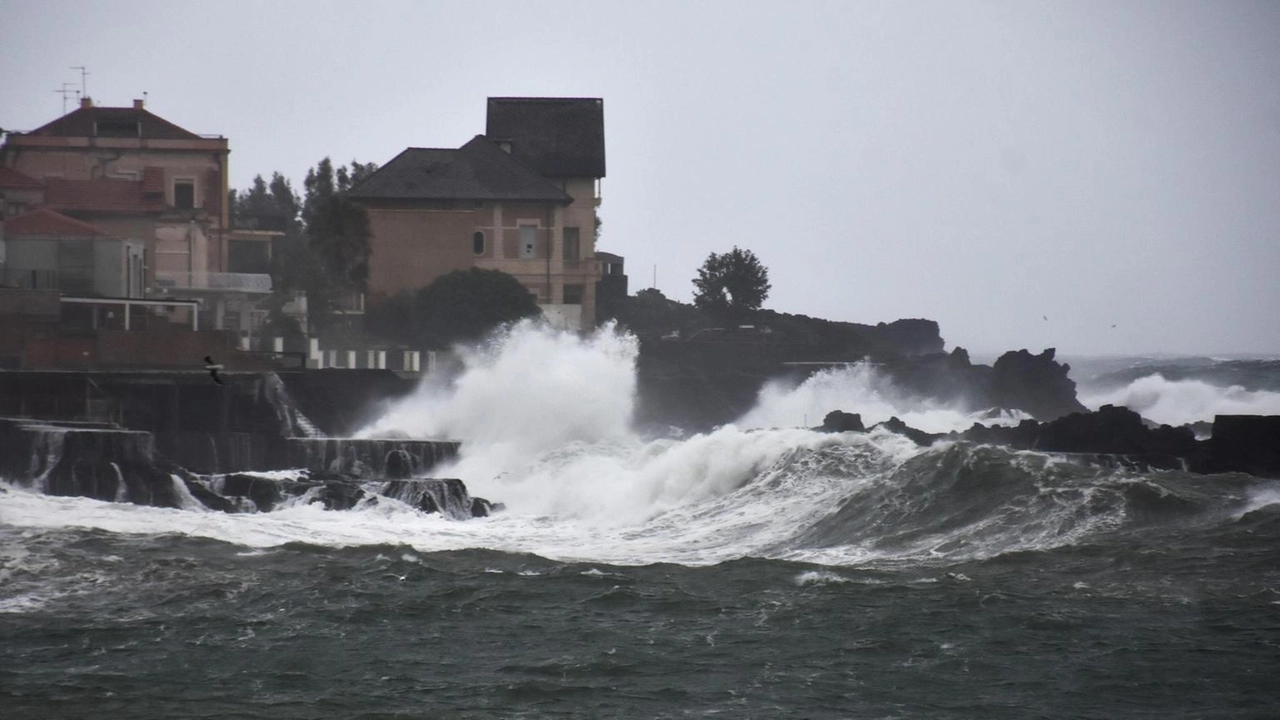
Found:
<box><xmin>232</xmin><ymin>160</ymin><xmax>377</xmax><ymax>336</ymax></box>
<box><xmin>268</xmin><ymin>172</ymin><xmax>301</xmax><ymax>232</ymax></box>
<box><xmin>412</xmin><ymin>268</ymin><xmax>540</xmax><ymax>346</ymax></box>
<box><xmin>692</xmin><ymin>246</ymin><xmax>771</xmax><ymax>316</ymax></box>
<box><xmin>301</xmin><ymin>158</ymin><xmax>377</xmax><ymax>330</ymax></box>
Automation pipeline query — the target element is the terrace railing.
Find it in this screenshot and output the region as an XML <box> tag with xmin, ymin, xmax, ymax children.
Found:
<box><xmin>154</xmin><ymin>272</ymin><xmax>272</xmax><ymax>294</ymax></box>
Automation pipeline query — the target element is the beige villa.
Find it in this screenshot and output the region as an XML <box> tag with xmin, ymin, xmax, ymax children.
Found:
<box><xmin>0</xmin><ymin>97</ymin><xmax>274</xmax><ymax>336</ymax></box>
<box><xmin>348</xmin><ymin>97</ymin><xmax>605</xmax><ymax>331</ymax></box>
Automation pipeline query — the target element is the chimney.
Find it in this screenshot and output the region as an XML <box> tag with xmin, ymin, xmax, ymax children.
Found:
<box><xmin>80</xmin><ymin>97</ymin><xmax>93</xmax><ymax>109</ymax></box>
<box><xmin>133</xmin><ymin>98</ymin><xmax>145</xmax><ymax>110</ymax></box>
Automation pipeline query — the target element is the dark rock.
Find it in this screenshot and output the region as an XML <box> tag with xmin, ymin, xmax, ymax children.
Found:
<box><xmin>381</xmin><ymin>478</ymin><xmax>476</xmax><ymax>519</ymax></box>
<box><xmin>218</xmin><ymin>473</ymin><xmax>287</xmax><ymax>511</ymax></box>
<box><xmin>384</xmin><ymin>449</ymin><xmax>413</xmax><ymax>479</ymax></box>
<box><xmin>989</xmin><ymin>348</ymin><xmax>1087</xmax><ymax>421</ymax></box>
<box><xmin>470</xmin><ymin>497</ymin><xmax>494</xmax><ymax>517</ymax></box>
<box><xmin>1198</xmin><ymin>415</ymin><xmax>1280</xmax><ymax>478</ymax></box>
<box><xmin>872</xmin><ymin>416</ymin><xmax>943</xmax><ymax>447</ymax></box>
<box><xmin>319</xmin><ymin>482</ymin><xmax>368</xmax><ymax>511</ymax></box>
<box><xmin>820</xmin><ymin>410</ymin><xmax>865</xmax><ymax>433</ymax></box>
<box><xmin>957</xmin><ymin>405</ymin><xmax>1199</xmax><ymax>472</ymax></box>
<box><xmin>871</xmin><ymin>319</ymin><xmax>946</xmax><ymax>356</ymax></box>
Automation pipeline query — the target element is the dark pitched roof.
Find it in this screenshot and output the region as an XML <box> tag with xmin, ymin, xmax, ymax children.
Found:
<box><xmin>44</xmin><ymin>178</ymin><xmax>168</xmax><ymax>214</ymax></box>
<box><xmin>0</xmin><ymin>166</ymin><xmax>43</xmax><ymax>189</ymax></box>
<box><xmin>24</xmin><ymin>104</ymin><xmax>203</xmax><ymax>141</ymax></box>
<box><xmin>347</xmin><ymin>136</ymin><xmax>572</xmax><ymax>203</ymax></box>
<box><xmin>5</xmin><ymin>208</ymin><xmax>102</xmax><ymax>237</ymax></box>
<box><xmin>486</xmin><ymin>97</ymin><xmax>605</xmax><ymax>178</ymax></box>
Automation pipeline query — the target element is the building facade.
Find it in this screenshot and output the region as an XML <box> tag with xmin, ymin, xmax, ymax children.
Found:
<box><xmin>0</xmin><ymin>98</ymin><xmax>272</xmax><ymax>364</ymax></box>
<box><xmin>1</xmin><ymin>97</ymin><xmax>231</xmax><ymax>284</ymax></box>
<box><xmin>349</xmin><ymin>97</ymin><xmax>605</xmax><ymax>331</ymax></box>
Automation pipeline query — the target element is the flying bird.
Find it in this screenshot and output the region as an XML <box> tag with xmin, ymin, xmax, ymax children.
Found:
<box><xmin>204</xmin><ymin>356</ymin><xmax>225</xmax><ymax>385</ymax></box>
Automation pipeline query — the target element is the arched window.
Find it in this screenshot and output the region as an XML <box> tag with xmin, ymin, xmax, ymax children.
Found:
<box><xmin>473</xmin><ymin>231</ymin><xmax>485</xmax><ymax>256</ymax></box>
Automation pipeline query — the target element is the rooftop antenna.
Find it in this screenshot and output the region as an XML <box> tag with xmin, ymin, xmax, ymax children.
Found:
<box><xmin>71</xmin><ymin>65</ymin><xmax>89</xmax><ymax>100</ymax></box>
<box><xmin>55</xmin><ymin>83</ymin><xmax>76</xmax><ymax>114</ymax></box>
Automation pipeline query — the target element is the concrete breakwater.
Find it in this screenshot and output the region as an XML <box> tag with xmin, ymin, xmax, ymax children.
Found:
<box><xmin>0</xmin><ymin>369</ymin><xmax>427</xmax><ymax>471</ymax></box>
<box><xmin>0</xmin><ymin>417</ymin><xmax>490</xmax><ymax>516</ymax></box>
<box><xmin>0</xmin><ymin>369</ymin><xmax>491</xmax><ymax>516</ymax></box>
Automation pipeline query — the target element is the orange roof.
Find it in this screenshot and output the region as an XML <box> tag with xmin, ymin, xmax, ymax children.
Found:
<box><xmin>44</xmin><ymin>178</ymin><xmax>167</xmax><ymax>214</ymax></box>
<box><xmin>5</xmin><ymin>208</ymin><xmax>102</xmax><ymax>237</ymax></box>
<box><xmin>0</xmin><ymin>166</ymin><xmax>43</xmax><ymax>189</ymax></box>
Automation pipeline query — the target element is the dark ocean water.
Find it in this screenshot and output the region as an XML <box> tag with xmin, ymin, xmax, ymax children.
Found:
<box><xmin>4</xmin><ymin>342</ymin><xmax>1280</xmax><ymax>718</ymax></box>
<box><xmin>5</xmin><ymin>454</ymin><xmax>1279</xmax><ymax>718</ymax></box>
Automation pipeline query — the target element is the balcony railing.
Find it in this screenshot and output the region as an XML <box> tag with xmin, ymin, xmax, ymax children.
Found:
<box><xmin>154</xmin><ymin>272</ymin><xmax>272</xmax><ymax>294</ymax></box>
<box><xmin>0</xmin><ymin>268</ymin><xmax>60</xmax><ymax>290</ymax></box>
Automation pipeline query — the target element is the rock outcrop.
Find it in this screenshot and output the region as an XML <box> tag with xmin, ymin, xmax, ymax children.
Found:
<box><xmin>820</xmin><ymin>411</ymin><xmax>865</xmax><ymax>433</ymax></box>
<box><xmin>989</xmin><ymin>348</ymin><xmax>1087</xmax><ymax>420</ymax></box>
<box><xmin>1200</xmin><ymin>415</ymin><xmax>1280</xmax><ymax>477</ymax></box>
<box><xmin>879</xmin><ymin>347</ymin><xmax>1086</xmax><ymax>422</ymax></box>
<box><xmin>816</xmin><ymin>405</ymin><xmax>1280</xmax><ymax>479</ymax></box>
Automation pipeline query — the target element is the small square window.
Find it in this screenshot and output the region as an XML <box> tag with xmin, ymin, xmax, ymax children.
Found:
<box><xmin>173</xmin><ymin>181</ymin><xmax>195</xmax><ymax>210</ymax></box>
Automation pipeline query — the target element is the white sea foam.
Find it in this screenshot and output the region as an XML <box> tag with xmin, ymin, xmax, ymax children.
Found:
<box><xmin>1081</xmin><ymin>374</ymin><xmax>1280</xmax><ymax>426</ymax></box>
<box><xmin>1238</xmin><ymin>485</ymin><xmax>1280</xmax><ymax>519</ymax></box>
<box><xmin>794</xmin><ymin>570</ymin><xmax>849</xmax><ymax>586</ymax></box>
<box><xmin>0</xmin><ymin>326</ymin><xmax>1223</xmax><ymax>568</ymax></box>
<box><xmin>738</xmin><ymin>363</ymin><xmax>1027</xmax><ymax>434</ymax></box>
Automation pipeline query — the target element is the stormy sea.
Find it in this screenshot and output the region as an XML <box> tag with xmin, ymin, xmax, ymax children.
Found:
<box><xmin>3</xmin><ymin>326</ymin><xmax>1280</xmax><ymax>719</ymax></box>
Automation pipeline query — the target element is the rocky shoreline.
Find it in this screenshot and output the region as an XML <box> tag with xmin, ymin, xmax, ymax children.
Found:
<box><xmin>819</xmin><ymin>406</ymin><xmax>1280</xmax><ymax>479</ymax></box>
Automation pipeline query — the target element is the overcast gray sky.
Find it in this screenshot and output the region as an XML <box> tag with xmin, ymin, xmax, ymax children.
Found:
<box><xmin>3</xmin><ymin>0</ymin><xmax>1277</xmax><ymax>355</ymax></box>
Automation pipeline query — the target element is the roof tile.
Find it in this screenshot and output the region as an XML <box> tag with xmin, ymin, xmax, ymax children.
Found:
<box><xmin>0</xmin><ymin>166</ymin><xmax>44</xmax><ymax>189</ymax></box>
<box><xmin>348</xmin><ymin>136</ymin><xmax>572</xmax><ymax>203</ymax></box>
<box><xmin>24</xmin><ymin>105</ymin><xmax>203</xmax><ymax>141</ymax></box>
<box><xmin>5</xmin><ymin>207</ymin><xmax>102</xmax><ymax>237</ymax></box>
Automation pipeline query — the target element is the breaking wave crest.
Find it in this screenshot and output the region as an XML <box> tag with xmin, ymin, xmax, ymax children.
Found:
<box><xmin>4</xmin><ymin>325</ymin><xmax>1278</xmax><ymax>567</ymax></box>
<box><xmin>1081</xmin><ymin>373</ymin><xmax>1280</xmax><ymax>426</ymax></box>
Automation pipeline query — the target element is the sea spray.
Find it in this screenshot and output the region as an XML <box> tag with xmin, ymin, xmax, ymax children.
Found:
<box><xmin>360</xmin><ymin>320</ymin><xmax>638</xmax><ymax>446</ymax></box>
<box><xmin>8</xmin><ymin>328</ymin><xmax>1275</xmax><ymax>568</ymax></box>
<box><xmin>1080</xmin><ymin>373</ymin><xmax>1280</xmax><ymax>426</ymax></box>
<box><xmin>737</xmin><ymin>363</ymin><xmax>1028</xmax><ymax>433</ymax></box>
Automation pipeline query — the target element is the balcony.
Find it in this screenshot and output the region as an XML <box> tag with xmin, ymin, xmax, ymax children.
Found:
<box><xmin>154</xmin><ymin>272</ymin><xmax>272</xmax><ymax>294</ymax></box>
<box><xmin>1</xmin><ymin>268</ymin><xmax>60</xmax><ymax>290</ymax></box>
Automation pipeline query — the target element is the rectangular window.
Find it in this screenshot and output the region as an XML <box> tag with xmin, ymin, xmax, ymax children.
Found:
<box><xmin>563</xmin><ymin>227</ymin><xmax>580</xmax><ymax>262</ymax></box>
<box><xmin>563</xmin><ymin>284</ymin><xmax>584</xmax><ymax>305</ymax></box>
<box><xmin>95</xmin><ymin>120</ymin><xmax>140</xmax><ymax>138</ymax></box>
<box><xmin>173</xmin><ymin>180</ymin><xmax>195</xmax><ymax>210</ymax></box>
<box><xmin>519</xmin><ymin>224</ymin><xmax>538</xmax><ymax>259</ymax></box>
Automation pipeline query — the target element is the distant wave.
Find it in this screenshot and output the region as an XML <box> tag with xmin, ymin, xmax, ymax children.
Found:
<box><xmin>1081</xmin><ymin>373</ymin><xmax>1280</xmax><ymax>426</ymax></box>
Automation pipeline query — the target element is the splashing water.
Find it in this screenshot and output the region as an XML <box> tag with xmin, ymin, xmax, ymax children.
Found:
<box><xmin>737</xmin><ymin>363</ymin><xmax>1028</xmax><ymax>433</ymax></box>
<box><xmin>356</xmin><ymin>324</ymin><xmax>949</xmax><ymax>525</ymax></box>
<box><xmin>6</xmin><ymin>324</ymin><xmax>1274</xmax><ymax>569</ymax></box>
<box><xmin>1081</xmin><ymin>373</ymin><xmax>1280</xmax><ymax>426</ymax></box>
